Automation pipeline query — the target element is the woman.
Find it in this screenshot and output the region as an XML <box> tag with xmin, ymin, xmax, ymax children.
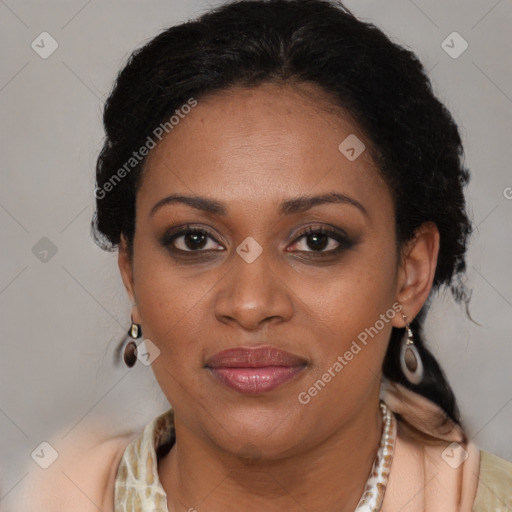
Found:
<box><xmin>10</xmin><ymin>0</ymin><xmax>511</xmax><ymax>511</ymax></box>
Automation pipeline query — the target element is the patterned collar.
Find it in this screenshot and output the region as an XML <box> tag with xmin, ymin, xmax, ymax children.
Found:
<box><xmin>114</xmin><ymin>408</ymin><xmax>174</xmax><ymax>511</ymax></box>
<box><xmin>114</xmin><ymin>402</ymin><xmax>396</xmax><ymax>512</ymax></box>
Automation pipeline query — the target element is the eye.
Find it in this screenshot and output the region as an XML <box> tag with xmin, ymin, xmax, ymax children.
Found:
<box><xmin>161</xmin><ymin>225</ymin><xmax>224</xmax><ymax>253</ymax></box>
<box><xmin>288</xmin><ymin>226</ymin><xmax>354</xmax><ymax>256</ymax></box>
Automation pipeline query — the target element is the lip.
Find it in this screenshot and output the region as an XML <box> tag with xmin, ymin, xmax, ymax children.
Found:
<box><xmin>205</xmin><ymin>346</ymin><xmax>307</xmax><ymax>394</ymax></box>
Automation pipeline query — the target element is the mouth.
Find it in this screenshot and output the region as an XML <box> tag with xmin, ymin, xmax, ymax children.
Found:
<box><xmin>205</xmin><ymin>346</ymin><xmax>307</xmax><ymax>395</ymax></box>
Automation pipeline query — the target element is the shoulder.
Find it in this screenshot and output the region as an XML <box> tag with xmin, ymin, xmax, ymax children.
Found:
<box><xmin>2</xmin><ymin>423</ymin><xmax>138</xmax><ymax>512</ymax></box>
<box><xmin>472</xmin><ymin>450</ymin><xmax>512</xmax><ymax>511</ymax></box>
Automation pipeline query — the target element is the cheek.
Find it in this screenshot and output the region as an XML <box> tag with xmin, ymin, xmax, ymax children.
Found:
<box><xmin>131</xmin><ymin>244</ymin><xmax>208</xmax><ymax>355</ymax></box>
<box><xmin>132</xmin><ymin>252</ymin><xmax>210</xmax><ymax>404</ymax></box>
<box><xmin>306</xmin><ymin>236</ymin><xmax>398</xmax><ymax>326</ymax></box>
<box><xmin>299</xmin><ymin>235</ymin><xmax>399</xmax><ymax>385</ymax></box>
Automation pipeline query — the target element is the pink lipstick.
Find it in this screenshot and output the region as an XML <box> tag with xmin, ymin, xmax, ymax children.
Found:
<box><xmin>205</xmin><ymin>346</ymin><xmax>306</xmax><ymax>394</ymax></box>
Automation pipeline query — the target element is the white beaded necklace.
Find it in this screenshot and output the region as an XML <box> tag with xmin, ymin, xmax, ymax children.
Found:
<box><xmin>353</xmin><ymin>401</ymin><xmax>397</xmax><ymax>512</ymax></box>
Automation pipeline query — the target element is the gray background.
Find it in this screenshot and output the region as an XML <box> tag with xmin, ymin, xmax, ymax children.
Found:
<box><xmin>1</xmin><ymin>0</ymin><xmax>511</xmax><ymax>504</ymax></box>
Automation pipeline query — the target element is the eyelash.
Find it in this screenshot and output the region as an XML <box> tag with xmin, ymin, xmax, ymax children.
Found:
<box><xmin>160</xmin><ymin>224</ymin><xmax>354</xmax><ymax>259</ymax></box>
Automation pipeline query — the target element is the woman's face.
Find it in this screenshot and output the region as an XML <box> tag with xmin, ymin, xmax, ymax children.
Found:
<box><xmin>120</xmin><ymin>82</ymin><xmax>415</xmax><ymax>459</ymax></box>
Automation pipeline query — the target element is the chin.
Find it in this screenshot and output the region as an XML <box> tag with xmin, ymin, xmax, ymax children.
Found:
<box><xmin>208</xmin><ymin>404</ymin><xmax>307</xmax><ymax>460</ymax></box>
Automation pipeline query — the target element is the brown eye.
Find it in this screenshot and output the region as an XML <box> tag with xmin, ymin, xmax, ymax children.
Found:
<box><xmin>161</xmin><ymin>226</ymin><xmax>224</xmax><ymax>253</ymax></box>
<box><xmin>289</xmin><ymin>227</ymin><xmax>354</xmax><ymax>256</ymax></box>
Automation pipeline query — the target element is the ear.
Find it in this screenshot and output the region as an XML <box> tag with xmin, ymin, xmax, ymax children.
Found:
<box><xmin>392</xmin><ymin>222</ymin><xmax>440</xmax><ymax>328</ymax></box>
<box><xmin>118</xmin><ymin>234</ymin><xmax>140</xmax><ymax>323</ymax></box>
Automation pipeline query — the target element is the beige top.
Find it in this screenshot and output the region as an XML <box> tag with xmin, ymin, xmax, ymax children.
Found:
<box><xmin>5</xmin><ymin>380</ymin><xmax>512</xmax><ymax>512</ymax></box>
<box><xmin>112</xmin><ymin>405</ymin><xmax>512</xmax><ymax>511</ymax></box>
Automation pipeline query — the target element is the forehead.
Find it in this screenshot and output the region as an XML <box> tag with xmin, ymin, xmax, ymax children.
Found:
<box><xmin>137</xmin><ymin>82</ymin><xmax>390</xmax><ymax>217</ymax></box>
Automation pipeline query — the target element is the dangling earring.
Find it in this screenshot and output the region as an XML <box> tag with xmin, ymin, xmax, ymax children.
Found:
<box><xmin>124</xmin><ymin>313</ymin><xmax>141</xmax><ymax>368</ymax></box>
<box><xmin>399</xmin><ymin>313</ymin><xmax>423</xmax><ymax>385</ymax></box>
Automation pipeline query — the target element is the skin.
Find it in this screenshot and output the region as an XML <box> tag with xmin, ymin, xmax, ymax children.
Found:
<box><xmin>118</xmin><ymin>81</ymin><xmax>440</xmax><ymax>512</ymax></box>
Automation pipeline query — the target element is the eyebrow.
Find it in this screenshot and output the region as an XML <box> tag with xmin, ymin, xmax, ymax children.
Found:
<box><xmin>150</xmin><ymin>192</ymin><xmax>368</xmax><ymax>218</ymax></box>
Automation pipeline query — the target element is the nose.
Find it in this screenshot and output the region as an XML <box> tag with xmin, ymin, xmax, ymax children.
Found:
<box><xmin>213</xmin><ymin>244</ymin><xmax>294</xmax><ymax>331</ymax></box>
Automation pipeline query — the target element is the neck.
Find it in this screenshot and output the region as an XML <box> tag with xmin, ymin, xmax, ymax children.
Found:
<box><xmin>159</xmin><ymin>395</ymin><xmax>383</xmax><ymax>512</ymax></box>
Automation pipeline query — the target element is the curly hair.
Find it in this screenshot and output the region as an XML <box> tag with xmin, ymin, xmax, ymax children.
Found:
<box><xmin>92</xmin><ymin>0</ymin><xmax>473</xmax><ymax>428</ymax></box>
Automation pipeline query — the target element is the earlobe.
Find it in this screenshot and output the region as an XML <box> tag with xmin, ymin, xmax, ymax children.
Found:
<box><xmin>393</xmin><ymin>222</ymin><xmax>440</xmax><ymax>327</ymax></box>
